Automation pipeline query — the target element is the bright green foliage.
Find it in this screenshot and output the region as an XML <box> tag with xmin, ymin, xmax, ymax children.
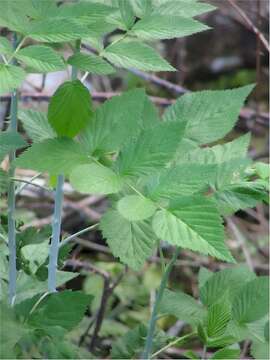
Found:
<box><xmin>117</xmin><ymin>195</ymin><xmax>156</xmax><ymax>221</ymax></box>
<box><xmin>232</xmin><ymin>277</ymin><xmax>269</xmax><ymax>323</ymax></box>
<box><xmin>103</xmin><ymin>41</ymin><xmax>175</xmax><ymax>72</ymax></box>
<box><xmin>15</xmin><ymin>138</ymin><xmax>89</xmax><ymax>175</ymax></box>
<box><xmin>152</xmin><ymin>196</ymin><xmax>234</xmax><ymax>262</ymax></box>
<box><xmin>15</xmin><ymin>45</ymin><xmax>66</xmax><ymax>73</ymax></box>
<box><xmin>0</xmin><ymin>36</ymin><xmax>13</xmax><ymax>55</ymax></box>
<box><xmin>118</xmin><ymin>0</ymin><xmax>135</xmax><ymax>29</ymax></box>
<box><xmin>116</xmin><ymin>121</ymin><xmax>186</xmax><ymax>177</ymax></box>
<box><xmin>163</xmin><ymin>85</ymin><xmax>254</xmax><ymax>144</ymax></box>
<box><xmin>21</xmin><ymin>242</ymin><xmax>49</xmax><ymax>275</ymax></box>
<box><xmin>68</xmin><ymin>52</ymin><xmax>115</xmax><ymax>75</ymax></box>
<box><xmin>0</xmin><ymin>131</ymin><xmax>27</xmax><ymax>162</ymax></box>
<box><xmin>100</xmin><ymin>210</ymin><xmax>157</xmax><ymax>270</ymax></box>
<box><xmin>153</xmin><ymin>0</ymin><xmax>216</xmax><ymax>17</ymax></box>
<box><xmin>19</xmin><ymin>109</ymin><xmax>56</xmax><ymax>143</ymax></box>
<box><xmin>70</xmin><ymin>163</ymin><xmax>123</xmax><ymax>195</ymax></box>
<box><xmin>28</xmin><ymin>291</ymin><xmax>92</xmax><ymax>331</ymax></box>
<box><xmin>206</xmin><ymin>298</ymin><xmax>231</xmax><ymax>338</ymax></box>
<box><xmin>0</xmin><ymin>64</ymin><xmax>25</xmax><ymax>94</ymax></box>
<box><xmin>159</xmin><ymin>289</ymin><xmax>206</xmax><ymax>325</ymax></box>
<box><xmin>48</xmin><ymin>80</ymin><xmax>93</xmax><ymax>138</ymax></box>
<box><xmin>255</xmin><ymin>162</ymin><xmax>269</xmax><ymax>179</ymax></box>
<box><xmin>132</xmin><ymin>15</ymin><xmax>209</xmax><ymax>40</ymax></box>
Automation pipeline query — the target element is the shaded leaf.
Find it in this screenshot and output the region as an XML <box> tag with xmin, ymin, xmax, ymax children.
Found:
<box><xmin>0</xmin><ymin>64</ymin><xmax>25</xmax><ymax>94</ymax></box>
<box><xmin>68</xmin><ymin>52</ymin><xmax>114</xmax><ymax>75</ymax></box>
<box><xmin>0</xmin><ymin>131</ymin><xmax>27</xmax><ymax>162</ymax></box>
<box><xmin>117</xmin><ymin>195</ymin><xmax>156</xmax><ymax>221</ymax></box>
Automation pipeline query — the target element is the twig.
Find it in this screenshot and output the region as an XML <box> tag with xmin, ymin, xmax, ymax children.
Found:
<box><xmin>227</xmin><ymin>0</ymin><xmax>269</xmax><ymax>52</ymax></box>
<box><xmin>15</xmin><ymin>172</ymin><xmax>42</xmax><ymax>195</ymax></box>
<box><xmin>151</xmin><ymin>332</ymin><xmax>195</xmax><ymax>358</ymax></box>
<box><xmin>12</xmin><ymin>177</ymin><xmax>51</xmax><ymax>193</ymax></box>
<box><xmin>59</xmin><ymin>223</ymin><xmax>99</xmax><ymax>248</ymax></box>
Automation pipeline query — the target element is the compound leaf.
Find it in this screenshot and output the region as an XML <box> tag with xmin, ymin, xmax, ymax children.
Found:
<box><xmin>163</xmin><ymin>85</ymin><xmax>254</xmax><ymax>144</ymax></box>
<box><xmin>68</xmin><ymin>52</ymin><xmax>115</xmax><ymax>75</ymax></box>
<box><xmin>103</xmin><ymin>41</ymin><xmax>175</xmax><ymax>72</ymax></box>
<box><xmin>132</xmin><ymin>15</ymin><xmax>209</xmax><ymax>40</ymax></box>
<box><xmin>152</xmin><ymin>196</ymin><xmax>234</xmax><ymax>262</ymax></box>
<box><xmin>19</xmin><ymin>109</ymin><xmax>56</xmax><ymax>143</ymax></box>
<box><xmin>70</xmin><ymin>163</ymin><xmax>123</xmax><ymax>195</ymax></box>
<box><xmin>117</xmin><ymin>195</ymin><xmax>156</xmax><ymax>221</ymax></box>
<box><xmin>100</xmin><ymin>209</ymin><xmax>157</xmax><ymax>270</ymax></box>
<box><xmin>15</xmin><ymin>45</ymin><xmax>65</xmax><ymax>73</ymax></box>
<box><xmin>48</xmin><ymin>80</ymin><xmax>93</xmax><ymax>138</ymax></box>
<box><xmin>0</xmin><ymin>64</ymin><xmax>25</xmax><ymax>94</ymax></box>
<box><xmin>15</xmin><ymin>138</ymin><xmax>89</xmax><ymax>175</ymax></box>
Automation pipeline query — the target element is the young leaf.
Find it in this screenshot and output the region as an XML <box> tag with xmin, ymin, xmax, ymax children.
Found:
<box><xmin>132</xmin><ymin>15</ymin><xmax>209</xmax><ymax>40</ymax></box>
<box><xmin>26</xmin><ymin>18</ymin><xmax>89</xmax><ymax>42</ymax></box>
<box><xmin>163</xmin><ymin>85</ymin><xmax>254</xmax><ymax>144</ymax></box>
<box><xmin>207</xmin><ymin>297</ymin><xmax>231</xmax><ymax>338</ymax></box>
<box><xmin>80</xmin><ymin>88</ymin><xmax>147</xmax><ymax>154</ymax></box>
<box><xmin>232</xmin><ymin>276</ymin><xmax>269</xmax><ymax>323</ymax></box>
<box><xmin>0</xmin><ymin>131</ymin><xmax>27</xmax><ymax>162</ymax></box>
<box><xmin>0</xmin><ymin>64</ymin><xmax>25</xmax><ymax>95</ymax></box>
<box><xmin>116</xmin><ymin>121</ymin><xmax>186</xmax><ymax>177</ymax></box>
<box><xmin>153</xmin><ymin>0</ymin><xmax>216</xmax><ymax>17</ymax></box>
<box><xmin>117</xmin><ymin>195</ymin><xmax>156</xmax><ymax>221</ymax></box>
<box><xmin>159</xmin><ymin>289</ymin><xmax>206</xmax><ymax>325</ymax></box>
<box><xmin>100</xmin><ymin>209</ymin><xmax>157</xmax><ymax>270</ymax></box>
<box><xmin>48</xmin><ymin>80</ymin><xmax>93</xmax><ymax>138</ymax></box>
<box><xmin>103</xmin><ymin>41</ymin><xmax>175</xmax><ymax>72</ymax></box>
<box><xmin>19</xmin><ymin>109</ymin><xmax>56</xmax><ymax>143</ymax></box>
<box><xmin>145</xmin><ymin>163</ymin><xmax>217</xmax><ymax>200</ymax></box>
<box><xmin>152</xmin><ymin>196</ymin><xmax>234</xmax><ymax>262</ymax></box>
<box><xmin>15</xmin><ymin>45</ymin><xmax>66</xmax><ymax>73</ymax></box>
<box><xmin>67</xmin><ymin>52</ymin><xmax>115</xmax><ymax>75</ymax></box>
<box><xmin>0</xmin><ymin>36</ymin><xmax>13</xmax><ymax>55</ymax></box>
<box><xmin>200</xmin><ymin>265</ymin><xmax>256</xmax><ymax>307</ymax></box>
<box><xmin>15</xmin><ymin>138</ymin><xmax>89</xmax><ymax>175</ymax></box>
<box><xmin>28</xmin><ymin>290</ymin><xmax>92</xmax><ymax>331</ymax></box>
<box><xmin>70</xmin><ymin>163</ymin><xmax>123</xmax><ymax>195</ymax></box>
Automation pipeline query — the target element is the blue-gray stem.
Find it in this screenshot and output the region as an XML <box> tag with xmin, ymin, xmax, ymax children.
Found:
<box><xmin>141</xmin><ymin>247</ymin><xmax>180</xmax><ymax>359</ymax></box>
<box><xmin>48</xmin><ymin>174</ymin><xmax>64</xmax><ymax>292</ymax></box>
<box><xmin>7</xmin><ymin>33</ymin><xmax>18</xmax><ymax>305</ymax></box>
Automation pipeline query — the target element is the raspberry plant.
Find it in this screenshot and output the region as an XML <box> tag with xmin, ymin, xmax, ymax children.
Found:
<box><xmin>0</xmin><ymin>0</ymin><xmax>268</xmax><ymax>359</ymax></box>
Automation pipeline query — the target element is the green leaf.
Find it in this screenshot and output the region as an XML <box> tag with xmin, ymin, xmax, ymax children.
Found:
<box><xmin>163</xmin><ymin>85</ymin><xmax>254</xmax><ymax>144</ymax></box>
<box><xmin>207</xmin><ymin>297</ymin><xmax>231</xmax><ymax>338</ymax></box>
<box><xmin>67</xmin><ymin>52</ymin><xmax>115</xmax><ymax>75</ymax></box>
<box><xmin>117</xmin><ymin>195</ymin><xmax>156</xmax><ymax>221</ymax></box>
<box><xmin>159</xmin><ymin>289</ymin><xmax>206</xmax><ymax>325</ymax></box>
<box><xmin>0</xmin><ymin>0</ymin><xmax>30</xmax><ymax>33</ymax></box>
<box><xmin>118</xmin><ymin>0</ymin><xmax>135</xmax><ymax>29</ymax></box>
<box><xmin>15</xmin><ymin>138</ymin><xmax>89</xmax><ymax>176</ymax></box>
<box><xmin>153</xmin><ymin>0</ymin><xmax>216</xmax><ymax>17</ymax></box>
<box><xmin>26</xmin><ymin>18</ymin><xmax>89</xmax><ymax>42</ymax></box>
<box><xmin>132</xmin><ymin>15</ymin><xmax>209</xmax><ymax>40</ymax></box>
<box><xmin>0</xmin><ymin>169</ymin><xmax>8</xmax><ymax>195</ymax></box>
<box><xmin>152</xmin><ymin>196</ymin><xmax>234</xmax><ymax>262</ymax></box>
<box><xmin>251</xmin><ymin>339</ymin><xmax>269</xmax><ymax>360</ymax></box>
<box><xmin>130</xmin><ymin>0</ymin><xmax>152</xmax><ymax>18</ymax></box>
<box><xmin>0</xmin><ymin>36</ymin><xmax>13</xmax><ymax>55</ymax></box>
<box><xmin>19</xmin><ymin>109</ymin><xmax>56</xmax><ymax>143</ymax></box>
<box><xmin>80</xmin><ymin>89</ymin><xmax>147</xmax><ymax>154</ymax></box>
<box><xmin>145</xmin><ymin>163</ymin><xmax>217</xmax><ymax>200</ymax></box>
<box><xmin>21</xmin><ymin>242</ymin><xmax>49</xmax><ymax>274</ymax></box>
<box><xmin>48</xmin><ymin>80</ymin><xmax>93</xmax><ymax>138</ymax></box>
<box><xmin>0</xmin><ymin>64</ymin><xmax>25</xmax><ymax>94</ymax></box>
<box><xmin>116</xmin><ymin>121</ymin><xmax>186</xmax><ymax>177</ymax></box>
<box><xmin>255</xmin><ymin>162</ymin><xmax>269</xmax><ymax>180</ymax></box>
<box><xmin>28</xmin><ymin>290</ymin><xmax>92</xmax><ymax>331</ymax></box>
<box><xmin>15</xmin><ymin>45</ymin><xmax>66</xmax><ymax>73</ymax></box>
<box><xmin>211</xmin><ymin>347</ymin><xmax>240</xmax><ymax>359</ymax></box>
<box><xmin>23</xmin><ymin>0</ymin><xmax>57</xmax><ymax>19</ymax></box>
<box><xmin>100</xmin><ymin>209</ymin><xmax>157</xmax><ymax>270</ymax></box>
<box><xmin>70</xmin><ymin>163</ymin><xmax>123</xmax><ymax>195</ymax></box>
<box><xmin>103</xmin><ymin>41</ymin><xmax>175</xmax><ymax>71</ymax></box>
<box><xmin>232</xmin><ymin>276</ymin><xmax>269</xmax><ymax>324</ymax></box>
<box><xmin>199</xmin><ymin>265</ymin><xmax>256</xmax><ymax>307</ymax></box>
<box><xmin>178</xmin><ymin>134</ymin><xmax>251</xmax><ymax>165</ymax></box>
<box><xmin>0</xmin><ymin>131</ymin><xmax>27</xmax><ymax>162</ymax></box>
<box><xmin>198</xmin><ymin>267</ymin><xmax>213</xmax><ymax>289</ymax></box>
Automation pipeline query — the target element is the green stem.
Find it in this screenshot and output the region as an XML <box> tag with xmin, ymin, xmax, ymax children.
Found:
<box><xmin>7</xmin><ymin>33</ymin><xmax>18</xmax><ymax>306</ymax></box>
<box><xmin>58</xmin><ymin>223</ymin><xmax>98</xmax><ymax>249</ymax></box>
<box><xmin>142</xmin><ymin>247</ymin><xmax>181</xmax><ymax>359</ymax></box>
<box><xmin>48</xmin><ymin>174</ymin><xmax>64</xmax><ymax>293</ymax></box>
<box><xmin>151</xmin><ymin>332</ymin><xmax>196</xmax><ymax>358</ymax></box>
